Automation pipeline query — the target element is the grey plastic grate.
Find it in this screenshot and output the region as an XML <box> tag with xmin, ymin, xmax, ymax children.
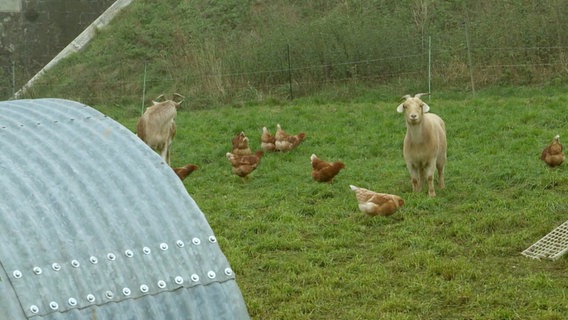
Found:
<box><xmin>522</xmin><ymin>220</ymin><xmax>568</xmax><ymax>260</ymax></box>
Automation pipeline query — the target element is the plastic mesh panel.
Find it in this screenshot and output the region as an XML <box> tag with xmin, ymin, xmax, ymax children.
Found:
<box><xmin>522</xmin><ymin>220</ymin><xmax>568</xmax><ymax>260</ymax></box>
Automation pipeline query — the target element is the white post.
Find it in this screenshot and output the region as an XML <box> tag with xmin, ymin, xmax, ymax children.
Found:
<box><xmin>141</xmin><ymin>61</ymin><xmax>147</xmax><ymax>116</ymax></box>
<box><xmin>428</xmin><ymin>36</ymin><xmax>432</xmax><ymax>100</ymax></box>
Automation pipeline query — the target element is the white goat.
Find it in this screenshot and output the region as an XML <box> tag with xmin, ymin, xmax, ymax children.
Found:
<box><xmin>136</xmin><ymin>94</ymin><xmax>184</xmax><ymax>165</ymax></box>
<box><xmin>396</xmin><ymin>93</ymin><xmax>446</xmax><ymax>197</ymax></box>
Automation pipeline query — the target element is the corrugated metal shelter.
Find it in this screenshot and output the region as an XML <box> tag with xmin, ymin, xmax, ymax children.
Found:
<box><xmin>0</xmin><ymin>99</ymin><xmax>250</xmax><ymax>319</ymax></box>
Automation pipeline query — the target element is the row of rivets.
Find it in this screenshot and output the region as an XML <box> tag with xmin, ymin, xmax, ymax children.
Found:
<box><xmin>25</xmin><ymin>268</ymin><xmax>233</xmax><ymax>314</ymax></box>
<box><xmin>27</xmin><ymin>273</ymin><xmax>207</xmax><ymax>315</ymax></box>
<box><xmin>13</xmin><ymin>238</ymin><xmax>218</xmax><ymax>280</ymax></box>
<box><xmin>1</xmin><ymin>117</ymin><xmax>85</xmax><ymax>130</ymax></box>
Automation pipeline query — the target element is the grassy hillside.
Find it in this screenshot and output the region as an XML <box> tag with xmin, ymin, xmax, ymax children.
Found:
<box><xmin>19</xmin><ymin>0</ymin><xmax>568</xmax><ymax>108</ymax></box>
<box><xmin>107</xmin><ymin>88</ymin><xmax>568</xmax><ymax>319</ymax></box>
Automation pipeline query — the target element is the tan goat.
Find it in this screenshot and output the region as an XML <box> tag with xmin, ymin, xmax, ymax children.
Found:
<box><xmin>136</xmin><ymin>94</ymin><xmax>184</xmax><ymax>165</ymax></box>
<box><xmin>396</xmin><ymin>93</ymin><xmax>446</xmax><ymax>197</ymax></box>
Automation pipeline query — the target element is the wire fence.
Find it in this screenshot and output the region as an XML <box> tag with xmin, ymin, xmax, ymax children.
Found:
<box><xmin>2</xmin><ymin>43</ymin><xmax>568</xmax><ymax>110</ymax></box>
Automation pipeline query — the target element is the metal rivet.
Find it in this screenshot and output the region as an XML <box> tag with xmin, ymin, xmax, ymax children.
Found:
<box><xmin>208</xmin><ymin>271</ymin><xmax>216</xmax><ymax>279</ymax></box>
<box><xmin>125</xmin><ymin>249</ymin><xmax>134</xmax><ymax>257</ymax></box>
<box><xmin>107</xmin><ymin>253</ymin><xmax>116</xmax><ymax>261</ymax></box>
<box><xmin>157</xmin><ymin>280</ymin><xmax>166</xmax><ymax>289</ymax></box>
<box><xmin>143</xmin><ymin>247</ymin><xmax>151</xmax><ymax>255</ymax></box>
<box><xmin>71</xmin><ymin>260</ymin><xmax>80</xmax><ymax>268</ymax></box>
<box><xmin>225</xmin><ymin>268</ymin><xmax>234</xmax><ymax>276</ymax></box>
<box><xmin>175</xmin><ymin>276</ymin><xmax>184</xmax><ymax>285</ymax></box>
<box><xmin>89</xmin><ymin>256</ymin><xmax>98</xmax><ymax>264</ymax></box>
<box><xmin>52</xmin><ymin>263</ymin><xmax>61</xmax><ymax>271</ymax></box>
<box><xmin>13</xmin><ymin>270</ymin><xmax>22</xmax><ymax>279</ymax></box>
<box><xmin>192</xmin><ymin>237</ymin><xmax>201</xmax><ymax>245</ymax></box>
<box><xmin>208</xmin><ymin>236</ymin><xmax>217</xmax><ymax>243</ymax></box>
<box><xmin>140</xmin><ymin>284</ymin><xmax>149</xmax><ymax>293</ymax></box>
<box><xmin>122</xmin><ymin>287</ymin><xmax>131</xmax><ymax>296</ymax></box>
<box><xmin>68</xmin><ymin>298</ymin><xmax>77</xmax><ymax>306</ymax></box>
<box><xmin>30</xmin><ymin>305</ymin><xmax>39</xmax><ymax>314</ymax></box>
<box><xmin>105</xmin><ymin>291</ymin><xmax>114</xmax><ymax>299</ymax></box>
<box><xmin>87</xmin><ymin>294</ymin><xmax>96</xmax><ymax>303</ymax></box>
<box><xmin>176</xmin><ymin>240</ymin><xmax>185</xmax><ymax>248</ymax></box>
<box><xmin>191</xmin><ymin>274</ymin><xmax>200</xmax><ymax>282</ymax></box>
<box><xmin>49</xmin><ymin>301</ymin><xmax>59</xmax><ymax>310</ymax></box>
<box><xmin>33</xmin><ymin>267</ymin><xmax>42</xmax><ymax>275</ymax></box>
<box><xmin>160</xmin><ymin>243</ymin><xmax>168</xmax><ymax>251</ymax></box>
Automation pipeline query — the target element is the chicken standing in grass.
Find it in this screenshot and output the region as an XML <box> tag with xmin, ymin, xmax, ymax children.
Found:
<box><xmin>231</xmin><ymin>131</ymin><xmax>251</xmax><ymax>156</ymax></box>
<box><xmin>172</xmin><ymin>164</ymin><xmax>199</xmax><ymax>181</ymax></box>
<box><xmin>261</xmin><ymin>127</ymin><xmax>276</xmax><ymax>152</ymax></box>
<box><xmin>311</xmin><ymin>154</ymin><xmax>345</xmax><ymax>183</ymax></box>
<box><xmin>226</xmin><ymin>151</ymin><xmax>264</xmax><ymax>179</ymax></box>
<box><xmin>275</xmin><ymin>124</ymin><xmax>306</xmax><ymax>152</ymax></box>
<box><xmin>349</xmin><ymin>185</ymin><xmax>404</xmax><ymax>217</ymax></box>
<box><xmin>541</xmin><ymin>134</ymin><xmax>565</xmax><ymax>168</ymax></box>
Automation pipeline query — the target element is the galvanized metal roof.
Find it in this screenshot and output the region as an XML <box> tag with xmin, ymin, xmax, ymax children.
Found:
<box><xmin>0</xmin><ymin>98</ymin><xmax>249</xmax><ymax>319</ymax></box>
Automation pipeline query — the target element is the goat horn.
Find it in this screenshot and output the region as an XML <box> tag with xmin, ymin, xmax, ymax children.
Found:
<box><xmin>173</xmin><ymin>93</ymin><xmax>185</xmax><ymax>104</ymax></box>
<box><xmin>401</xmin><ymin>94</ymin><xmax>412</xmax><ymax>100</ymax></box>
<box><xmin>414</xmin><ymin>93</ymin><xmax>430</xmax><ymax>98</ymax></box>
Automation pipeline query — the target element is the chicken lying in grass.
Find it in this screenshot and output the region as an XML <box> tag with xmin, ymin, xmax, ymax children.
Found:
<box><xmin>226</xmin><ymin>151</ymin><xmax>264</xmax><ymax>179</ymax></box>
<box><xmin>311</xmin><ymin>154</ymin><xmax>345</xmax><ymax>183</ymax></box>
<box><xmin>541</xmin><ymin>134</ymin><xmax>565</xmax><ymax>168</ymax></box>
<box><xmin>231</xmin><ymin>131</ymin><xmax>251</xmax><ymax>156</ymax></box>
<box><xmin>172</xmin><ymin>164</ymin><xmax>199</xmax><ymax>181</ymax></box>
<box><xmin>261</xmin><ymin>127</ymin><xmax>276</xmax><ymax>152</ymax></box>
<box><xmin>349</xmin><ymin>185</ymin><xmax>404</xmax><ymax>217</ymax></box>
<box><xmin>275</xmin><ymin>124</ymin><xmax>306</xmax><ymax>152</ymax></box>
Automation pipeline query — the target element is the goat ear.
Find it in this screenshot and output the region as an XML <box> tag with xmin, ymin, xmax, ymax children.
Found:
<box><xmin>396</xmin><ymin>103</ymin><xmax>405</xmax><ymax>113</ymax></box>
<box><xmin>422</xmin><ymin>103</ymin><xmax>430</xmax><ymax>113</ymax></box>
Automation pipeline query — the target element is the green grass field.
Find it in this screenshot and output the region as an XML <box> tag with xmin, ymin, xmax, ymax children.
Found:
<box><xmin>104</xmin><ymin>88</ymin><xmax>568</xmax><ymax>319</ymax></box>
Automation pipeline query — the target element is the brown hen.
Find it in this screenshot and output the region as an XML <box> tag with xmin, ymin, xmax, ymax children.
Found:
<box><xmin>275</xmin><ymin>124</ymin><xmax>306</xmax><ymax>152</ymax></box>
<box><xmin>541</xmin><ymin>134</ymin><xmax>565</xmax><ymax>168</ymax></box>
<box><xmin>226</xmin><ymin>151</ymin><xmax>264</xmax><ymax>179</ymax></box>
<box><xmin>261</xmin><ymin>127</ymin><xmax>276</xmax><ymax>152</ymax></box>
<box><xmin>231</xmin><ymin>131</ymin><xmax>251</xmax><ymax>156</ymax></box>
<box><xmin>172</xmin><ymin>164</ymin><xmax>199</xmax><ymax>181</ymax></box>
<box><xmin>349</xmin><ymin>185</ymin><xmax>404</xmax><ymax>217</ymax></box>
<box><xmin>310</xmin><ymin>154</ymin><xmax>345</xmax><ymax>183</ymax></box>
